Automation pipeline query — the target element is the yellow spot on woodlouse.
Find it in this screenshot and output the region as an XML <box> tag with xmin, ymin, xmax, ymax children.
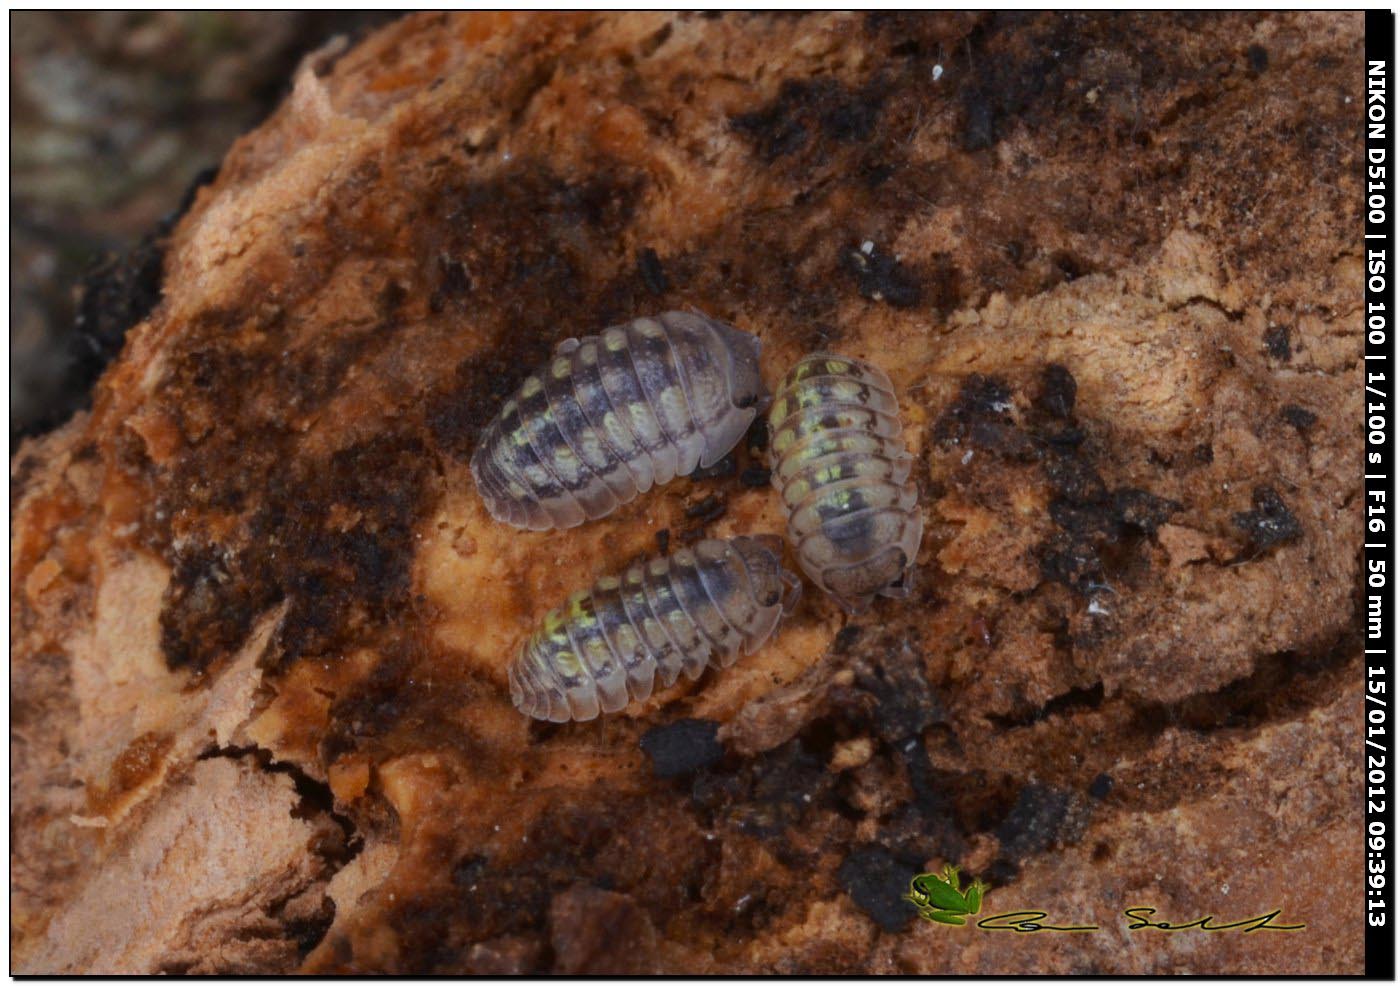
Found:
<box><xmin>551</xmin><ymin>648</ymin><xmax>583</xmax><ymax>677</ymax></box>
<box><xmin>658</xmin><ymin>386</ymin><xmax>689</xmax><ymax>424</ymax></box>
<box><xmin>629</xmin><ymin>407</ymin><xmax>661</xmax><ymax>443</ymax></box>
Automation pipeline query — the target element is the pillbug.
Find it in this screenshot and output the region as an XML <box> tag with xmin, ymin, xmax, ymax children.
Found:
<box><xmin>509</xmin><ymin>535</ymin><xmax>801</xmax><ymax>722</ymax></box>
<box><xmin>769</xmin><ymin>353</ymin><xmax>923</xmax><ymax>613</ymax></box>
<box><xmin>471</xmin><ymin>311</ymin><xmax>765</xmax><ymax>530</ymax></box>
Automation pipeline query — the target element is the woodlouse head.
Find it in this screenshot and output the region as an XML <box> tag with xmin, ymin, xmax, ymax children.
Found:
<box><xmin>731</xmin><ymin>534</ymin><xmax>802</xmax><ymax>613</ymax></box>
<box><xmin>710</xmin><ymin>318</ymin><xmax>767</xmax><ymax>414</ymax></box>
<box><xmin>823</xmin><ymin>547</ymin><xmax>917</xmax><ymax>615</ymax></box>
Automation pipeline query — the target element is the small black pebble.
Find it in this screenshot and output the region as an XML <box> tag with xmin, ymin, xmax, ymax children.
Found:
<box><xmin>740</xmin><ymin>465</ymin><xmax>771</xmax><ymax>488</ymax></box>
<box><xmin>836</xmin><ymin>845</ymin><xmax>921</xmax><ymax>933</ymax></box>
<box><xmin>746</xmin><ymin>418</ymin><xmax>770</xmax><ymax>452</ymax></box>
<box><xmin>1088</xmin><ymin>773</ymin><xmax>1113</xmax><ymax>800</ymax></box>
<box><xmin>995</xmin><ymin>784</ymin><xmax>1077</xmax><ymax>860</ymax></box>
<box><xmin>636</xmin><ymin>247</ymin><xmax>669</xmax><ymax>295</ymax></box>
<box><xmin>639</xmin><ymin>718</ymin><xmax>724</xmax><ymax>779</ymax></box>
<box><xmin>832</xmin><ymin>624</ymin><xmax>864</xmax><ymax>654</ymax></box>
<box><xmin>1193</xmin><ymin>442</ymin><xmax>1215</xmax><ymax>464</ymax></box>
<box><xmin>685</xmin><ymin>494</ymin><xmax>725</xmax><ymax>523</ymax></box>
<box><xmin>844</xmin><ymin>246</ymin><xmax>924</xmax><ymax>309</ymax></box>
<box><xmin>1111</xmin><ymin>488</ymin><xmax>1181</xmax><ymax>536</ymax></box>
<box><xmin>1280</xmin><ymin>404</ymin><xmax>1317</xmax><ymax>433</ymax></box>
<box><xmin>1231</xmin><ymin>485</ymin><xmax>1302</xmax><ymax>549</ymax></box>
<box><xmin>1262</xmin><ymin>325</ymin><xmax>1291</xmax><ymax>361</ymax></box>
<box><xmin>1247</xmin><ymin>44</ymin><xmax>1269</xmax><ymax>73</ymax></box>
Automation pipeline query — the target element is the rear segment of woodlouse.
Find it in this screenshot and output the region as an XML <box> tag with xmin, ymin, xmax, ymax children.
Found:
<box><xmin>470</xmin><ymin>311</ymin><xmax>765</xmax><ymax>530</ymax></box>
<box><xmin>509</xmin><ymin>535</ymin><xmax>801</xmax><ymax>722</ymax></box>
<box><xmin>769</xmin><ymin>353</ymin><xmax>923</xmax><ymax>613</ymax></box>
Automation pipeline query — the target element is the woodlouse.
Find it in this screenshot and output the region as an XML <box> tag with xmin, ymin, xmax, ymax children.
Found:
<box><xmin>768</xmin><ymin>353</ymin><xmax>923</xmax><ymax>612</ymax></box>
<box><xmin>471</xmin><ymin>311</ymin><xmax>765</xmax><ymax>530</ymax></box>
<box><xmin>509</xmin><ymin>535</ymin><xmax>801</xmax><ymax>722</ymax></box>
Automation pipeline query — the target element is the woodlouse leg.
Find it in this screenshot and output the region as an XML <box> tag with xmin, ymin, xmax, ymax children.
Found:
<box><xmin>778</xmin><ymin>568</ymin><xmax>803</xmax><ymax>614</ymax></box>
<box><xmin>880</xmin><ymin>564</ymin><xmax>916</xmax><ymax>600</ymax></box>
<box><xmin>745</xmin><ymin>532</ymin><xmax>787</xmax><ymax>558</ymax></box>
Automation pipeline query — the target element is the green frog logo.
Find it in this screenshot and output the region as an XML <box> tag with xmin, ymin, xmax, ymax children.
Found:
<box><xmin>904</xmin><ymin>864</ymin><xmax>988</xmax><ymax>926</ymax></box>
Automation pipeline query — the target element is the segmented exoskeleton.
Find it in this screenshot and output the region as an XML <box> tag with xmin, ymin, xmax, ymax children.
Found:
<box><xmin>768</xmin><ymin>353</ymin><xmax>923</xmax><ymax>613</ymax></box>
<box><xmin>509</xmin><ymin>536</ymin><xmax>800</xmax><ymax>722</ymax></box>
<box><xmin>471</xmin><ymin>311</ymin><xmax>765</xmax><ymax>530</ymax></box>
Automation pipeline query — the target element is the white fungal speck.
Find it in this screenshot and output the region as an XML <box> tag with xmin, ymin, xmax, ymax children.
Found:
<box><xmin>932</xmin><ymin>64</ymin><xmax>944</xmax><ymax>82</ymax></box>
<box><xmin>860</xmin><ymin>240</ymin><xmax>875</xmax><ymax>255</ymax></box>
<box><xmin>961</xmin><ymin>449</ymin><xmax>974</xmax><ymax>465</ymax></box>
